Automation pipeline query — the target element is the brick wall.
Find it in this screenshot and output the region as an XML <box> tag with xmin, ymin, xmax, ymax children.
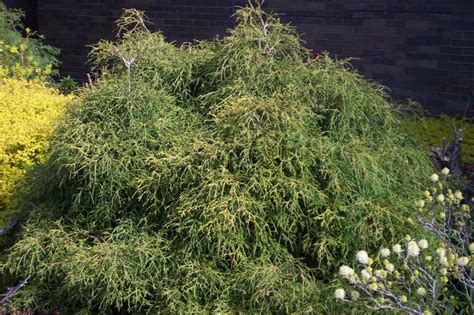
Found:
<box><xmin>261</xmin><ymin>1</ymin><xmax>474</xmax><ymax>116</ymax></box>
<box><xmin>36</xmin><ymin>0</ymin><xmax>237</xmax><ymax>82</ymax></box>
<box><xmin>4</xmin><ymin>0</ymin><xmax>474</xmax><ymax>116</ymax></box>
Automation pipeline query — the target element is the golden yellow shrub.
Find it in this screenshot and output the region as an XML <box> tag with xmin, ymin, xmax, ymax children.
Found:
<box><xmin>0</xmin><ymin>78</ymin><xmax>72</xmax><ymax>226</ymax></box>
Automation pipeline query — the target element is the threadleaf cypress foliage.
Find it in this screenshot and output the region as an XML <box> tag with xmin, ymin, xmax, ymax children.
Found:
<box><xmin>3</xmin><ymin>4</ymin><xmax>430</xmax><ymax>313</ymax></box>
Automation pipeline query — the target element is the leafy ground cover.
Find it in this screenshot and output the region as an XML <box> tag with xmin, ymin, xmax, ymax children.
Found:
<box><xmin>401</xmin><ymin>115</ymin><xmax>474</xmax><ymax>165</ymax></box>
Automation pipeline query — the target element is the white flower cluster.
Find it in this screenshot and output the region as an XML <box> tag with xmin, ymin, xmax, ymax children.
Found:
<box><xmin>334</xmin><ymin>235</ymin><xmax>470</xmax><ymax>314</ymax></box>
<box><xmin>336</xmin><ymin>170</ymin><xmax>473</xmax><ymax>313</ymax></box>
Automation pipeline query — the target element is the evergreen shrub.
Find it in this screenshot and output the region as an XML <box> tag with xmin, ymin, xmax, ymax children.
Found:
<box><xmin>3</xmin><ymin>4</ymin><xmax>432</xmax><ymax>313</ymax></box>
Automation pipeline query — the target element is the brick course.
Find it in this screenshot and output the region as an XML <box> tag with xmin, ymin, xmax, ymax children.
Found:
<box><xmin>5</xmin><ymin>0</ymin><xmax>474</xmax><ymax>116</ymax></box>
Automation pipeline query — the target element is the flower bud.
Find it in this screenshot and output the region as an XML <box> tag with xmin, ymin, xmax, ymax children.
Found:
<box><xmin>374</xmin><ymin>269</ymin><xmax>387</xmax><ymax>279</ymax></box>
<box><xmin>350</xmin><ymin>291</ymin><xmax>360</xmax><ymax>301</ymax></box>
<box><xmin>393</xmin><ymin>244</ymin><xmax>403</xmax><ymax>255</ymax></box>
<box><xmin>439</xmin><ymin>256</ymin><xmax>448</xmax><ymax>266</ymax></box>
<box><xmin>454</xmin><ymin>190</ymin><xmax>463</xmax><ymax>200</ymax></box>
<box><xmin>368</xmin><ymin>283</ymin><xmax>378</xmax><ymax>291</ymax></box>
<box><xmin>417</xmin><ymin>287</ymin><xmax>427</xmax><ymax>296</ymax></box>
<box><xmin>436</xmin><ymin>194</ymin><xmax>445</xmax><ymax>203</ymax></box>
<box><xmin>385</xmin><ymin>263</ymin><xmax>395</xmax><ymax>273</ymax></box>
<box><xmin>418</xmin><ymin>239</ymin><xmax>428</xmax><ymax>249</ymax></box>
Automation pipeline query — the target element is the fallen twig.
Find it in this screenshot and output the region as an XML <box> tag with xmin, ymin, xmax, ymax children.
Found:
<box><xmin>0</xmin><ymin>217</ymin><xmax>19</xmax><ymax>237</ymax></box>
<box><xmin>430</xmin><ymin>126</ymin><xmax>464</xmax><ymax>177</ymax></box>
<box><xmin>0</xmin><ymin>276</ymin><xmax>31</xmax><ymax>305</ymax></box>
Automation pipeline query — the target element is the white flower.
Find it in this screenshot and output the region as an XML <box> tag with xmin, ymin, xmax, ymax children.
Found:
<box><xmin>436</xmin><ymin>194</ymin><xmax>445</xmax><ymax>203</ymax></box>
<box><xmin>356</xmin><ymin>250</ymin><xmax>369</xmax><ymax>264</ymax></box>
<box><xmin>436</xmin><ymin>248</ymin><xmax>446</xmax><ymax>257</ymax></box>
<box><xmin>417</xmin><ymin>199</ymin><xmax>425</xmax><ymax>208</ymax></box>
<box><xmin>441</xmin><ymin>167</ymin><xmax>450</xmax><ymax>175</ymax></box>
<box><xmin>385</xmin><ymin>263</ymin><xmax>395</xmax><ymax>273</ymax></box>
<box><xmin>454</xmin><ymin>190</ymin><xmax>463</xmax><ymax>200</ymax></box>
<box><xmin>430</xmin><ymin>174</ymin><xmax>439</xmax><ymax>182</ymax></box>
<box><xmin>418</xmin><ymin>239</ymin><xmax>429</xmax><ymax>250</ymax></box>
<box><xmin>470</xmin><ymin>243</ymin><xmax>474</xmax><ymax>254</ymax></box>
<box><xmin>393</xmin><ymin>244</ymin><xmax>403</xmax><ymax>255</ymax></box>
<box><xmin>334</xmin><ymin>288</ymin><xmax>345</xmax><ymax>300</ymax></box>
<box><xmin>380</xmin><ymin>248</ymin><xmax>390</xmax><ymax>258</ymax></box>
<box><xmin>361</xmin><ymin>269</ymin><xmax>371</xmax><ymax>280</ymax></box>
<box><xmin>339</xmin><ymin>265</ymin><xmax>354</xmax><ymax>278</ymax></box>
<box><xmin>407</xmin><ymin>241</ymin><xmax>420</xmax><ymax>257</ymax></box>
<box><xmin>458</xmin><ymin>257</ymin><xmax>470</xmax><ymax>267</ymax></box>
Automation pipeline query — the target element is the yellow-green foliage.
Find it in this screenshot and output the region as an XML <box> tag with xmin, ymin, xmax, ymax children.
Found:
<box><xmin>3</xmin><ymin>6</ymin><xmax>431</xmax><ymax>313</ymax></box>
<box><xmin>401</xmin><ymin>115</ymin><xmax>474</xmax><ymax>164</ymax></box>
<box><xmin>0</xmin><ymin>78</ymin><xmax>72</xmax><ymax>226</ymax></box>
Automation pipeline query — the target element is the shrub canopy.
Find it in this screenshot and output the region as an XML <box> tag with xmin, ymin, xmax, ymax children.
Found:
<box><xmin>3</xmin><ymin>4</ymin><xmax>430</xmax><ymax>313</ymax></box>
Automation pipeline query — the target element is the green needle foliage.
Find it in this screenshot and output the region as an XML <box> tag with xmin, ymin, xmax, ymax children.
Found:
<box><xmin>3</xmin><ymin>3</ymin><xmax>431</xmax><ymax>313</ymax></box>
